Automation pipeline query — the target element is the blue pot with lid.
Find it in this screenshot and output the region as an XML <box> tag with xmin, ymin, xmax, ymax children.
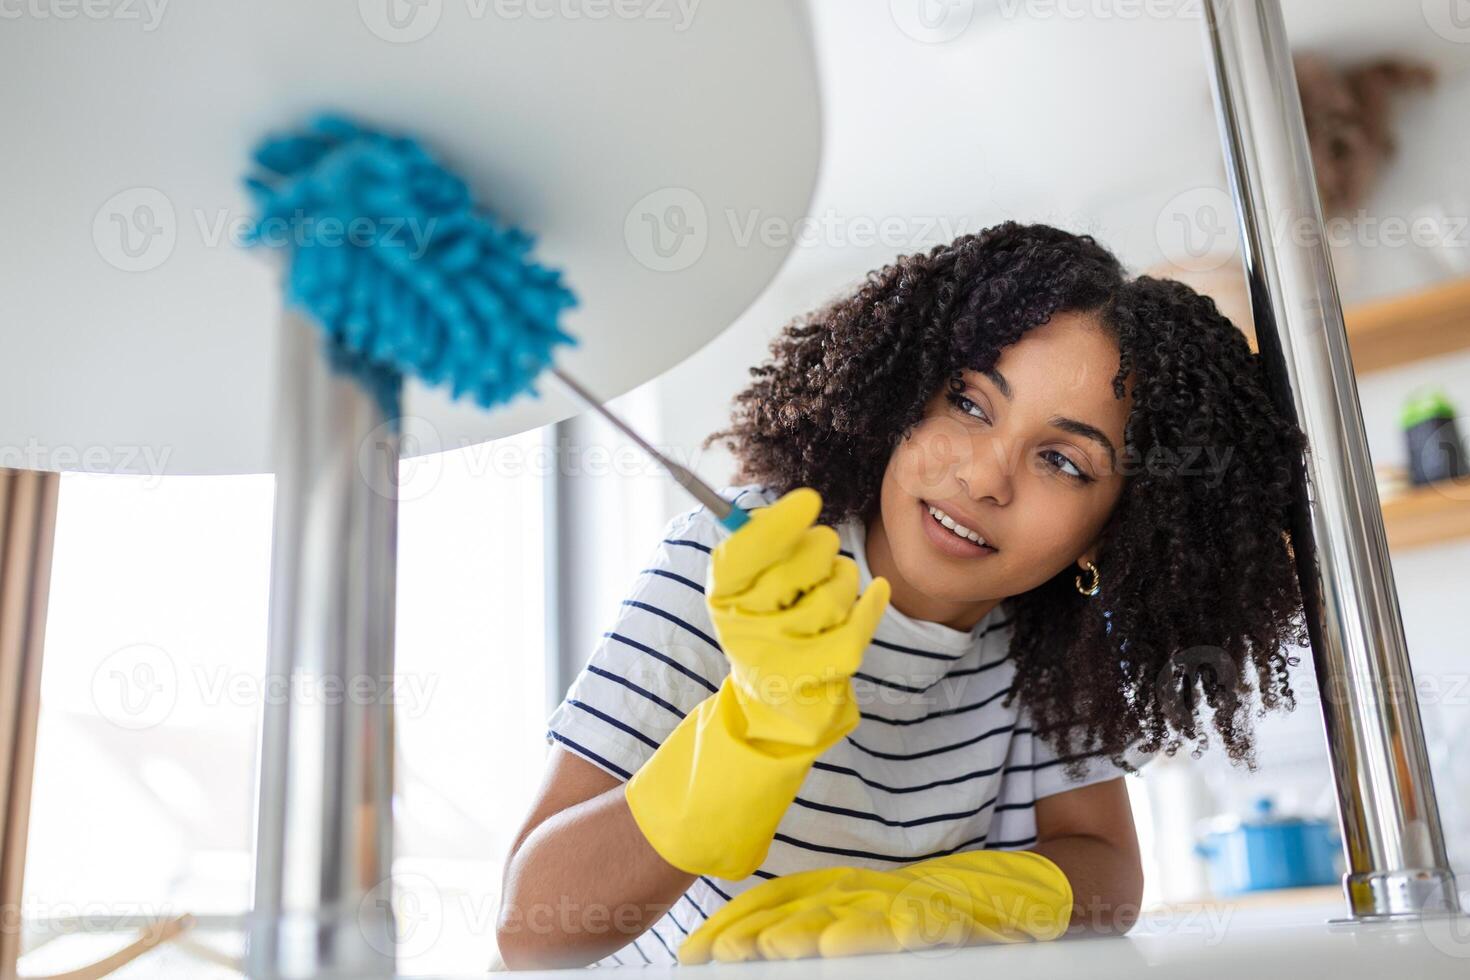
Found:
<box><xmin>1194</xmin><ymin>796</ymin><xmax>1343</xmax><ymax>895</ymax></box>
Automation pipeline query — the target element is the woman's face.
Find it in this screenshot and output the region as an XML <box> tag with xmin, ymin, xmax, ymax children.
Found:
<box><xmin>867</xmin><ymin>310</ymin><xmax>1134</xmax><ymax>630</ymax></box>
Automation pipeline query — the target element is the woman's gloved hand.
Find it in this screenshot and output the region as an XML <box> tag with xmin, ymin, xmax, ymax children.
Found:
<box><xmin>624</xmin><ymin>487</ymin><xmax>890</xmax><ymax>880</ymax></box>
<box><xmin>677</xmin><ymin>849</ymin><xmax>1075</xmax><ymax>964</ymax></box>
<box><xmin>706</xmin><ymin>486</ymin><xmax>884</xmax><ymax>747</ymax></box>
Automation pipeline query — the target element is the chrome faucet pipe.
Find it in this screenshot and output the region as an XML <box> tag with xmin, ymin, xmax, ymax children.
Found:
<box><xmin>1200</xmin><ymin>0</ymin><xmax>1461</xmax><ymax>920</ymax></box>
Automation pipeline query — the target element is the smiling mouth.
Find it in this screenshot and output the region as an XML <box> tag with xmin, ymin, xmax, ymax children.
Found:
<box><xmin>922</xmin><ymin>500</ymin><xmax>998</xmax><ymax>554</ymax></box>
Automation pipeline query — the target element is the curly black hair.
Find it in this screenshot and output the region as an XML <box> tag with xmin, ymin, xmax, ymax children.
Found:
<box><xmin>702</xmin><ymin>221</ymin><xmax>1311</xmax><ymax>778</ymax></box>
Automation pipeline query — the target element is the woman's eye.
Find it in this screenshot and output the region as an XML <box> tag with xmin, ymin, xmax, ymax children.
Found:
<box><xmin>1042</xmin><ymin>450</ymin><xmax>1087</xmax><ymax>481</ymax></box>
<box><xmin>948</xmin><ymin>393</ymin><xmax>989</xmax><ymax>423</ymax></box>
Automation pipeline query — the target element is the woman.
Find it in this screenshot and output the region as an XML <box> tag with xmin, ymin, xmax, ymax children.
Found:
<box><xmin>495</xmin><ymin>221</ymin><xmax>1308</xmax><ymax>968</ymax></box>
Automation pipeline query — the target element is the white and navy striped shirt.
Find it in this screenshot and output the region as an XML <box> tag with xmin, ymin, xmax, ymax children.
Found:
<box><xmin>544</xmin><ymin>483</ymin><xmax>1150</xmax><ymax>967</ymax></box>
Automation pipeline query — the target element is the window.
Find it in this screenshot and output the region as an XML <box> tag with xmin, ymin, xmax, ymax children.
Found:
<box><xmin>22</xmin><ymin>426</ymin><xmax>548</xmax><ymax>976</ymax></box>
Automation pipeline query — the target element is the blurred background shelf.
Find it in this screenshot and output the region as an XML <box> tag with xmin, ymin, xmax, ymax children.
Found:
<box><xmin>1335</xmin><ymin>277</ymin><xmax>1470</xmax><ymax>552</ymax></box>
<box><xmin>1346</xmin><ymin>276</ymin><xmax>1470</xmax><ymax>375</ymax></box>
<box><xmin>1381</xmin><ymin>479</ymin><xmax>1470</xmax><ymax>550</ymax></box>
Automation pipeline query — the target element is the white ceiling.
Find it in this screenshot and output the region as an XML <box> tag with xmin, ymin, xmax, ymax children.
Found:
<box><xmin>778</xmin><ymin>0</ymin><xmax>1470</xmax><ymax>296</ymax></box>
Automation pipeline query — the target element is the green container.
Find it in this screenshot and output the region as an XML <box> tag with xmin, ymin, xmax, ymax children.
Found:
<box><xmin>1401</xmin><ymin>388</ymin><xmax>1467</xmax><ymax>486</ymax></box>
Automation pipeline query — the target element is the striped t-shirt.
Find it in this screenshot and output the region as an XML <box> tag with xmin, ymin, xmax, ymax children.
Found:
<box><xmin>544</xmin><ymin>483</ymin><xmax>1150</xmax><ymax>967</ymax></box>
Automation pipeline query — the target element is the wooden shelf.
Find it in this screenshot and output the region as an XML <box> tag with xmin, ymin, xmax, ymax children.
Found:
<box><xmin>1159</xmin><ymin>274</ymin><xmax>1470</xmax><ymax>549</ymax></box>
<box><xmin>1345</xmin><ymin>276</ymin><xmax>1470</xmax><ymax>374</ymax></box>
<box><xmin>1343</xmin><ymin>279</ymin><xmax>1470</xmax><ymax>549</ymax></box>
<box><xmin>1381</xmin><ymin>479</ymin><xmax>1470</xmax><ymax>550</ymax></box>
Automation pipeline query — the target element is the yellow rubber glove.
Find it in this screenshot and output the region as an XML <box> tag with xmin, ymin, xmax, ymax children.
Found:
<box><xmin>624</xmin><ymin>487</ymin><xmax>891</xmax><ymax>880</ymax></box>
<box><xmin>677</xmin><ymin>849</ymin><xmax>1074</xmax><ymax>964</ymax></box>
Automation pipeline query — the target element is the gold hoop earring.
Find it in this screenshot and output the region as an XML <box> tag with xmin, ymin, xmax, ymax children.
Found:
<box><xmin>1074</xmin><ymin>560</ymin><xmax>1100</xmax><ymax>597</ymax></box>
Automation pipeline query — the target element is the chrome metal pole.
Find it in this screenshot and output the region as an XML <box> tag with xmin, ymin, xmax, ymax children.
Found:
<box><xmin>247</xmin><ymin>306</ymin><xmax>400</xmax><ymax>977</ymax></box>
<box><xmin>1201</xmin><ymin>0</ymin><xmax>1461</xmax><ymax>920</ymax></box>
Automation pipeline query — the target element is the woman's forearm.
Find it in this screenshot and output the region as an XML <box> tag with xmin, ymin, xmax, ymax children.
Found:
<box><xmin>496</xmin><ymin>783</ymin><xmax>696</xmax><ymax>970</ymax></box>
<box><xmin>1030</xmin><ymin>833</ymin><xmax>1144</xmax><ymax>936</ymax></box>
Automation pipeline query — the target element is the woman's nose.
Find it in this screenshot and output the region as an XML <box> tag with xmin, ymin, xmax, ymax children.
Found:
<box><xmin>958</xmin><ymin>433</ymin><xmax>1017</xmax><ymax>507</ymax></box>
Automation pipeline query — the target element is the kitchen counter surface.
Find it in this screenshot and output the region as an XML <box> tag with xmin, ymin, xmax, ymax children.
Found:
<box><xmin>18</xmin><ymin>889</ymin><xmax>1470</xmax><ymax>978</ymax></box>
<box><xmin>653</xmin><ymin>894</ymin><xmax>1470</xmax><ymax>980</ymax></box>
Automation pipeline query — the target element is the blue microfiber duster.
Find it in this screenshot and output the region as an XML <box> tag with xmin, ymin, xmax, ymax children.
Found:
<box><xmin>243</xmin><ymin>113</ymin><xmax>578</xmax><ymax>414</ymax></box>
<box><xmin>243</xmin><ymin>112</ymin><xmax>748</xmax><ymax>531</ymax></box>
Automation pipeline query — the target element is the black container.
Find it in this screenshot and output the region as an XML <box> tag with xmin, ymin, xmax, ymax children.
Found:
<box><xmin>1401</xmin><ymin>390</ymin><xmax>1468</xmax><ymax>486</ymax></box>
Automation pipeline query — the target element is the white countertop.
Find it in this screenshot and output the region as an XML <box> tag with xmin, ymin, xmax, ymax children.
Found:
<box><xmin>19</xmin><ymin>894</ymin><xmax>1470</xmax><ymax>978</ymax></box>
<box><xmin>505</xmin><ymin>897</ymin><xmax>1470</xmax><ymax>980</ymax></box>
